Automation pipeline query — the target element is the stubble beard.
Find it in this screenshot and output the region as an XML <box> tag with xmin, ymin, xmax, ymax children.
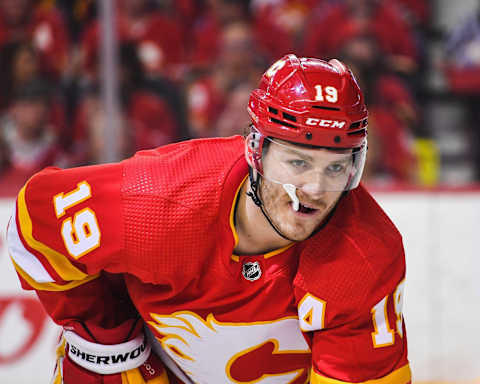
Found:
<box><xmin>259</xmin><ymin>178</ymin><xmax>320</xmax><ymax>241</ymax></box>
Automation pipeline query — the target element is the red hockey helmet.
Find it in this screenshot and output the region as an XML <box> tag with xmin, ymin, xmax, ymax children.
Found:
<box><xmin>246</xmin><ymin>54</ymin><xmax>368</xmax><ymax>179</ymax></box>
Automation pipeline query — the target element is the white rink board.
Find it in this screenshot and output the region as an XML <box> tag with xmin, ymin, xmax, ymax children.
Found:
<box><xmin>0</xmin><ymin>193</ymin><xmax>479</xmax><ymax>383</ymax></box>
<box><xmin>375</xmin><ymin>192</ymin><xmax>480</xmax><ymax>382</ymax></box>
<box><xmin>0</xmin><ymin>199</ymin><xmax>59</xmax><ymax>384</ymax></box>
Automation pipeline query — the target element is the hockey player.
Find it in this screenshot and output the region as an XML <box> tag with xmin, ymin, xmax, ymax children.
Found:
<box><xmin>7</xmin><ymin>54</ymin><xmax>411</xmax><ymax>383</ymax></box>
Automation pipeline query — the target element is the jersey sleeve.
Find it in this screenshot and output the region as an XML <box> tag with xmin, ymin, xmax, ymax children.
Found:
<box><xmin>7</xmin><ymin>163</ymin><xmax>139</xmax><ymax>338</ymax></box>
<box><xmin>294</xmin><ymin>233</ymin><xmax>411</xmax><ymax>384</ymax></box>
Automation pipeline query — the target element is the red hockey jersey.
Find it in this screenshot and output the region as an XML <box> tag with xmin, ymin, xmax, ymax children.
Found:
<box><xmin>7</xmin><ymin>135</ymin><xmax>410</xmax><ymax>383</ymax></box>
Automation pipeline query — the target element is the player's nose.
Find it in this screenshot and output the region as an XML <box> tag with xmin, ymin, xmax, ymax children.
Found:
<box><xmin>299</xmin><ymin>174</ymin><xmax>327</xmax><ymax>199</ymax></box>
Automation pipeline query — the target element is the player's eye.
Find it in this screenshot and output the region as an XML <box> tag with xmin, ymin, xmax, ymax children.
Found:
<box><xmin>288</xmin><ymin>159</ymin><xmax>309</xmax><ymax>169</ymax></box>
<box><xmin>326</xmin><ymin>163</ymin><xmax>346</xmax><ymax>176</ymax></box>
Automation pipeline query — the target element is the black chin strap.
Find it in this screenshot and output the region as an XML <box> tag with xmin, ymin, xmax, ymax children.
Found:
<box><xmin>246</xmin><ymin>167</ymin><xmax>262</xmax><ymax>207</ymax></box>
<box><xmin>246</xmin><ymin>168</ymin><xmax>296</xmax><ymax>242</ymax></box>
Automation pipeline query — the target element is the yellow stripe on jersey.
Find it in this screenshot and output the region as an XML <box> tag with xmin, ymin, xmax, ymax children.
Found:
<box><xmin>52</xmin><ymin>336</ymin><xmax>66</xmax><ymax>384</ymax></box>
<box><xmin>17</xmin><ymin>184</ymin><xmax>90</xmax><ymax>282</ymax></box>
<box><xmin>311</xmin><ymin>364</ymin><xmax>411</xmax><ymax>384</ymax></box>
<box><xmin>229</xmin><ymin>175</ymin><xmax>248</xmax><ymax>249</ymax></box>
<box><xmin>11</xmin><ymin>257</ymin><xmax>99</xmax><ymax>292</ymax></box>
<box><xmin>56</xmin><ymin>336</ymin><xmax>66</xmax><ymax>360</ymax></box>
<box><xmin>52</xmin><ymin>365</ymin><xmax>62</xmax><ymax>384</ymax></box>
<box><xmin>121</xmin><ymin>367</ymin><xmax>170</xmax><ymax>384</ymax></box>
<box><xmin>263</xmin><ymin>242</ymin><xmax>295</xmax><ymax>259</ymax></box>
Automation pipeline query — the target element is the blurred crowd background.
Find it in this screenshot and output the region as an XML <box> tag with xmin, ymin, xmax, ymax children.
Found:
<box><xmin>0</xmin><ymin>0</ymin><xmax>480</xmax><ymax>196</ymax></box>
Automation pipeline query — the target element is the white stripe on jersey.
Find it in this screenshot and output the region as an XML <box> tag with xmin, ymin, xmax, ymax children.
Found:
<box><xmin>7</xmin><ymin>206</ymin><xmax>55</xmax><ymax>283</ymax></box>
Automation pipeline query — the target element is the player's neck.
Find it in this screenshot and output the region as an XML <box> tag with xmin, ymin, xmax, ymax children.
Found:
<box><xmin>233</xmin><ymin>178</ymin><xmax>293</xmax><ymax>255</ymax></box>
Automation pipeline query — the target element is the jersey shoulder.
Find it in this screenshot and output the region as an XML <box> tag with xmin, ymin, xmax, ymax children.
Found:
<box><xmin>335</xmin><ymin>183</ymin><xmax>404</xmax><ymax>267</ymax></box>
<box><xmin>10</xmin><ymin>136</ymin><xmax>247</xmax><ymax>288</ymax></box>
<box><xmin>9</xmin><ymin>162</ymin><xmax>125</xmax><ymax>291</ymax></box>
<box><xmin>120</xmin><ymin>136</ymin><xmax>246</xmax><ymax>282</ymax></box>
<box><xmin>122</xmin><ymin>135</ymin><xmax>245</xmax><ymax>206</ymax></box>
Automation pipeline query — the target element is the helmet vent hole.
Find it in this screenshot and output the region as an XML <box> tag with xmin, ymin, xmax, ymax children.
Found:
<box><xmin>268</xmin><ymin>106</ymin><xmax>279</xmax><ymax>115</ymax></box>
<box><xmin>347</xmin><ymin>128</ymin><xmax>366</xmax><ymax>136</ymax></box>
<box><xmin>269</xmin><ymin>117</ymin><xmax>298</xmax><ymax>129</ymax></box>
<box><xmin>312</xmin><ymin>105</ymin><xmax>340</xmax><ymax>111</ymax></box>
<box><xmin>334</xmin><ymin>136</ymin><xmax>341</xmax><ymax>143</ymax></box>
<box><xmin>306</xmin><ymin>132</ymin><xmax>313</xmax><ymax>140</ymax></box>
<box><xmin>349</xmin><ymin>121</ymin><xmax>361</xmax><ymax>130</ymax></box>
<box><xmin>282</xmin><ymin>112</ymin><xmax>297</xmax><ymax>122</ymax></box>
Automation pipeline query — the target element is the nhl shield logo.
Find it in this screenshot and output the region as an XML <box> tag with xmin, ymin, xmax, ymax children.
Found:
<box><xmin>242</xmin><ymin>261</ymin><xmax>262</xmax><ymax>282</ymax></box>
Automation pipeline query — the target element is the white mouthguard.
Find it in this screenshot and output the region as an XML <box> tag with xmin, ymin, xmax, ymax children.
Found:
<box><xmin>283</xmin><ymin>183</ymin><xmax>300</xmax><ymax>211</ymax></box>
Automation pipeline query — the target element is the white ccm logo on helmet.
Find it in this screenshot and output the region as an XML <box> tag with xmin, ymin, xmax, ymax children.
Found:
<box><xmin>304</xmin><ymin>118</ymin><xmax>346</xmax><ymax>128</ymax></box>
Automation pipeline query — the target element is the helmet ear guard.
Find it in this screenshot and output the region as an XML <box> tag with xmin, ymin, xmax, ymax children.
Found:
<box><xmin>245</xmin><ymin>127</ymin><xmax>265</xmax><ymax>174</ymax></box>
<box><xmin>346</xmin><ymin>140</ymin><xmax>368</xmax><ymax>190</ymax></box>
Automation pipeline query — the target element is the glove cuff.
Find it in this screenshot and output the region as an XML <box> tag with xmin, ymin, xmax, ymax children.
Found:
<box><xmin>64</xmin><ymin>330</ymin><xmax>151</xmax><ymax>375</ymax></box>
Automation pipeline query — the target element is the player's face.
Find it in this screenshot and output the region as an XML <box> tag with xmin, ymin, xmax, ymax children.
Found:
<box><xmin>259</xmin><ymin>140</ymin><xmax>352</xmax><ymax>241</ymax></box>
